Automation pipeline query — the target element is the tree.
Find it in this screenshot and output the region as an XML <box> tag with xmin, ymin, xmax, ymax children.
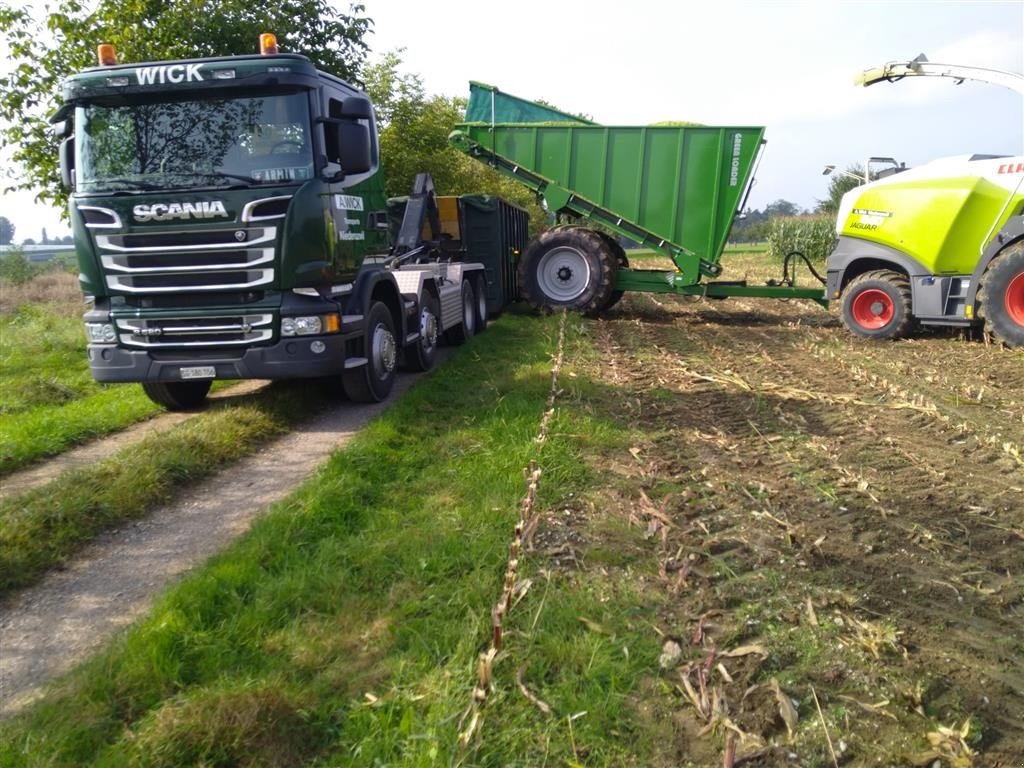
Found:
<box><xmin>816</xmin><ymin>164</ymin><xmax>867</xmax><ymax>214</ymax></box>
<box><xmin>0</xmin><ymin>216</ymin><xmax>14</xmax><ymax>245</ymax></box>
<box><xmin>362</xmin><ymin>52</ymin><xmax>547</xmax><ymax>233</ymax></box>
<box><xmin>0</xmin><ymin>0</ymin><xmax>372</xmax><ymax>211</ymax></box>
<box><xmin>764</xmin><ymin>199</ymin><xmax>802</xmax><ymax>217</ymax></box>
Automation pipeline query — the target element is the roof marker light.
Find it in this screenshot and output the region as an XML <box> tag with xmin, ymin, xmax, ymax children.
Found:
<box><xmin>259</xmin><ymin>33</ymin><xmax>279</xmax><ymax>55</ymax></box>
<box><xmin>97</xmin><ymin>43</ymin><xmax>117</xmax><ymax>66</ymax></box>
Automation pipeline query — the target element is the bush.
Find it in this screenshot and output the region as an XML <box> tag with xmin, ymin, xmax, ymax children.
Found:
<box><xmin>0</xmin><ymin>249</ymin><xmax>38</xmax><ymax>285</ymax></box>
<box><xmin>767</xmin><ymin>215</ymin><xmax>836</xmax><ymax>263</ymax></box>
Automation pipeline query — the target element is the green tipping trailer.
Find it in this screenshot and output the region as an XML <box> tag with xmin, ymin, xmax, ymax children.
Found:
<box><xmin>449</xmin><ymin>82</ymin><xmax>827</xmax><ymax>313</ymax></box>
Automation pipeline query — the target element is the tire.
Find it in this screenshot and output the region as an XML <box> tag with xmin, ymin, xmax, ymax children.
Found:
<box><xmin>472</xmin><ymin>273</ymin><xmax>489</xmax><ymax>332</ymax></box>
<box><xmin>141</xmin><ymin>380</ymin><xmax>211</xmax><ymax>410</ymax></box>
<box><xmin>403</xmin><ymin>291</ymin><xmax>440</xmax><ymax>372</ymax></box>
<box><xmin>601</xmin><ymin>243</ymin><xmax>629</xmax><ymax>311</ymax></box>
<box><xmin>444</xmin><ymin>279</ymin><xmax>477</xmax><ymax>345</ymax></box>
<box><xmin>518</xmin><ymin>228</ymin><xmax>616</xmax><ymax>315</ymax></box>
<box><xmin>840</xmin><ymin>269</ymin><xmax>915</xmax><ymax>340</ymax></box>
<box><xmin>343</xmin><ymin>301</ymin><xmax>398</xmax><ymax>402</ymax></box>
<box><xmin>977</xmin><ymin>240</ymin><xmax>1024</xmax><ymax>349</ymax></box>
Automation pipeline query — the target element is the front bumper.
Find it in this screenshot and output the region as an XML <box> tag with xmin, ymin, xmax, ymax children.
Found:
<box><xmin>87</xmin><ymin>333</ymin><xmax>353</xmax><ymax>383</ymax></box>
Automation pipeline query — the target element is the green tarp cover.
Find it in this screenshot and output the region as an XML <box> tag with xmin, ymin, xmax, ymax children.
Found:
<box><xmin>465</xmin><ymin>81</ymin><xmax>595</xmax><ymax>125</ymax></box>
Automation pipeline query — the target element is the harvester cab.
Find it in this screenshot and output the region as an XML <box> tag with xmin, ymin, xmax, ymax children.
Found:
<box><xmin>825</xmin><ymin>55</ymin><xmax>1024</xmax><ymax>348</ymax></box>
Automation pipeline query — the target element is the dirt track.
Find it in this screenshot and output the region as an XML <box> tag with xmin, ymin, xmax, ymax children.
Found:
<box><xmin>589</xmin><ymin>293</ymin><xmax>1023</xmax><ymax>763</ymax></box>
<box><xmin>0</xmin><ymin>365</ymin><xmax>438</xmax><ymax>716</ymax></box>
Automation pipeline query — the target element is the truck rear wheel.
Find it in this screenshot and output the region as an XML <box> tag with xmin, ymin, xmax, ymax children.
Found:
<box><xmin>840</xmin><ymin>269</ymin><xmax>914</xmax><ymax>340</ymax></box>
<box><xmin>977</xmin><ymin>241</ymin><xmax>1024</xmax><ymax>349</ymax></box>
<box><xmin>444</xmin><ymin>279</ymin><xmax>477</xmax><ymax>345</ymax></box>
<box><xmin>343</xmin><ymin>301</ymin><xmax>397</xmax><ymax>402</ymax></box>
<box><xmin>518</xmin><ymin>228</ymin><xmax>615</xmax><ymax>315</ymax></box>
<box><xmin>404</xmin><ymin>291</ymin><xmax>440</xmax><ymax>372</ymax></box>
<box><xmin>472</xmin><ymin>273</ymin><xmax>489</xmax><ymax>332</ymax></box>
<box><xmin>141</xmin><ymin>380</ymin><xmax>211</xmax><ymax>411</ymax></box>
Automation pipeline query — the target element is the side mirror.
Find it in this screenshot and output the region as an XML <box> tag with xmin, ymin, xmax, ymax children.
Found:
<box><xmin>335</xmin><ymin>122</ymin><xmax>371</xmax><ymax>175</ymax></box>
<box><xmin>340</xmin><ymin>95</ymin><xmax>372</xmax><ymax>120</ymax></box>
<box><xmin>59</xmin><ymin>136</ymin><xmax>75</xmax><ymax>191</ymax></box>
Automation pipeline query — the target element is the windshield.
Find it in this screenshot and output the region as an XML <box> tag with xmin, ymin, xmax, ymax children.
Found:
<box><xmin>76</xmin><ymin>91</ymin><xmax>314</xmax><ymax>192</ymax></box>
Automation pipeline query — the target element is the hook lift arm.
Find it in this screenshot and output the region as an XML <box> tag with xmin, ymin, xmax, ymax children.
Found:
<box><xmin>856</xmin><ymin>53</ymin><xmax>1024</xmax><ymax>96</ymax></box>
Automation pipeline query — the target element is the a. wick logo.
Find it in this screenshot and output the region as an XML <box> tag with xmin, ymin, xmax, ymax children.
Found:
<box><xmin>134</xmin><ymin>64</ymin><xmax>204</xmax><ymax>85</ymax></box>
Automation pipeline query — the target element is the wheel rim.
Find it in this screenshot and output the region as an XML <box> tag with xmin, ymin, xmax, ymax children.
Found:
<box><xmin>420</xmin><ymin>307</ymin><xmax>437</xmax><ymax>352</ymax></box>
<box><xmin>370</xmin><ymin>322</ymin><xmax>396</xmax><ymax>381</ymax></box>
<box><xmin>850</xmin><ymin>288</ymin><xmax>895</xmax><ymax>329</ymax></box>
<box><xmin>536</xmin><ymin>246</ymin><xmax>591</xmax><ymax>302</ymax></box>
<box><xmin>1005</xmin><ymin>271</ymin><xmax>1024</xmax><ymax>326</ymax></box>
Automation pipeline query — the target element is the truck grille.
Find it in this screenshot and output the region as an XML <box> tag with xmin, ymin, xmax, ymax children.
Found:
<box><xmin>95</xmin><ymin>227</ymin><xmax>276</xmax><ymax>293</ymax></box>
<box><xmin>115</xmin><ymin>313</ymin><xmax>274</xmax><ymax>348</ymax></box>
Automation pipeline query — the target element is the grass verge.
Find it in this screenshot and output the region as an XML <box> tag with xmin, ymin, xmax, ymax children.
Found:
<box><xmin>0</xmin><ymin>380</ymin><xmax>334</xmax><ymax>596</ymax></box>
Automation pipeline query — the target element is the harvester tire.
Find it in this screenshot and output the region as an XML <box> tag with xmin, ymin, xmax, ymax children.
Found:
<box><xmin>404</xmin><ymin>291</ymin><xmax>440</xmax><ymax>372</ymax></box>
<box><xmin>840</xmin><ymin>269</ymin><xmax>914</xmax><ymax>340</ymax></box>
<box><xmin>444</xmin><ymin>279</ymin><xmax>477</xmax><ymax>345</ymax></box>
<box><xmin>518</xmin><ymin>228</ymin><xmax>616</xmax><ymax>316</ymax></box>
<box><xmin>343</xmin><ymin>301</ymin><xmax>398</xmax><ymax>402</ymax></box>
<box><xmin>141</xmin><ymin>380</ymin><xmax>211</xmax><ymax>411</ymax></box>
<box><xmin>977</xmin><ymin>240</ymin><xmax>1024</xmax><ymax>349</ymax></box>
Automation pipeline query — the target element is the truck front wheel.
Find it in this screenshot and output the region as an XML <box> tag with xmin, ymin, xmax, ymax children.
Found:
<box><xmin>343</xmin><ymin>301</ymin><xmax>398</xmax><ymax>402</ymax></box>
<box><xmin>840</xmin><ymin>269</ymin><xmax>914</xmax><ymax>340</ymax></box>
<box><xmin>141</xmin><ymin>380</ymin><xmax>211</xmax><ymax>410</ymax></box>
<box><xmin>518</xmin><ymin>228</ymin><xmax>615</xmax><ymax>315</ymax></box>
<box><xmin>977</xmin><ymin>241</ymin><xmax>1024</xmax><ymax>349</ymax></box>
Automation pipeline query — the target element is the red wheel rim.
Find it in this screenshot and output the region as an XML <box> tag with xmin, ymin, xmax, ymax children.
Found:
<box><xmin>1006</xmin><ymin>271</ymin><xmax>1024</xmax><ymax>326</ymax></box>
<box><xmin>850</xmin><ymin>288</ymin><xmax>895</xmax><ymax>330</ymax></box>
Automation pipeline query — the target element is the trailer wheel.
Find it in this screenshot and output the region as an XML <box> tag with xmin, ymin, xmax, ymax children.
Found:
<box><xmin>444</xmin><ymin>279</ymin><xmax>477</xmax><ymax>345</ymax></box>
<box><xmin>141</xmin><ymin>380</ymin><xmax>211</xmax><ymax>411</ymax></box>
<box><xmin>343</xmin><ymin>301</ymin><xmax>397</xmax><ymax>402</ymax></box>
<box><xmin>977</xmin><ymin>240</ymin><xmax>1024</xmax><ymax>349</ymax></box>
<box><xmin>601</xmin><ymin>247</ymin><xmax>630</xmax><ymax>311</ymax></box>
<box><xmin>404</xmin><ymin>291</ymin><xmax>440</xmax><ymax>372</ymax></box>
<box><xmin>518</xmin><ymin>228</ymin><xmax>615</xmax><ymax>315</ymax></box>
<box><xmin>840</xmin><ymin>269</ymin><xmax>914</xmax><ymax>340</ymax></box>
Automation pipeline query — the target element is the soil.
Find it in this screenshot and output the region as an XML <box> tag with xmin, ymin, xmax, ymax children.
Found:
<box><xmin>576</xmin><ymin>292</ymin><xmax>1023</xmax><ymax>765</ymax></box>
<box><xmin>0</xmin><ymin>363</ymin><xmax>441</xmax><ymax>716</ymax></box>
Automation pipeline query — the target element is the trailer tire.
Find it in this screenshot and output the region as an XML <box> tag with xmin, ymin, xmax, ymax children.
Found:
<box><xmin>343</xmin><ymin>301</ymin><xmax>398</xmax><ymax>402</ymax></box>
<box><xmin>518</xmin><ymin>228</ymin><xmax>616</xmax><ymax>315</ymax></box>
<box><xmin>601</xmin><ymin>247</ymin><xmax>630</xmax><ymax>311</ymax></box>
<box><xmin>141</xmin><ymin>380</ymin><xmax>211</xmax><ymax>411</ymax></box>
<box><xmin>444</xmin><ymin>279</ymin><xmax>477</xmax><ymax>345</ymax></box>
<box><xmin>977</xmin><ymin>240</ymin><xmax>1024</xmax><ymax>349</ymax></box>
<box><xmin>840</xmin><ymin>269</ymin><xmax>914</xmax><ymax>340</ymax></box>
<box><xmin>404</xmin><ymin>291</ymin><xmax>440</xmax><ymax>372</ymax></box>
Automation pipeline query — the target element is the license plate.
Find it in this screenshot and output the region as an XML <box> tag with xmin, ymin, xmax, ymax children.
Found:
<box><xmin>180</xmin><ymin>366</ymin><xmax>216</xmax><ymax>380</ymax></box>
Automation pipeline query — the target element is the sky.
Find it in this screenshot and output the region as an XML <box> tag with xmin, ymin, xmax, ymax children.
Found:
<box><xmin>2</xmin><ymin>0</ymin><xmax>1022</xmax><ymax>242</ymax></box>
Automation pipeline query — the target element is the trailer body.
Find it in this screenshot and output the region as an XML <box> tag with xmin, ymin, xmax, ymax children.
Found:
<box><xmin>450</xmin><ymin>82</ymin><xmax>825</xmax><ymax>312</ymax></box>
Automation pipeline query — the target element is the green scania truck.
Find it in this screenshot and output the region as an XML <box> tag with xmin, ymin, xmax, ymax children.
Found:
<box><xmin>51</xmin><ymin>35</ymin><xmax>524</xmax><ymax>409</ymax></box>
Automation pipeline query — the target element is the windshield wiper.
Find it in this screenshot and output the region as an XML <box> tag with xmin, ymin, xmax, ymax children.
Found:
<box><xmin>92</xmin><ymin>178</ymin><xmax>163</xmax><ymax>191</ymax></box>
<box><xmin>169</xmin><ymin>171</ymin><xmax>261</xmax><ymax>185</ymax></box>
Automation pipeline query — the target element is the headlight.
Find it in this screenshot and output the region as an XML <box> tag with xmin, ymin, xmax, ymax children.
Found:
<box><xmin>85</xmin><ymin>322</ymin><xmax>116</xmax><ymax>343</ymax></box>
<box><xmin>280</xmin><ymin>314</ymin><xmax>338</xmax><ymax>337</ymax></box>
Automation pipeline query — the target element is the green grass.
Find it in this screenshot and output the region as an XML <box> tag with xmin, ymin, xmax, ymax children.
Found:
<box><xmin>0</xmin><ymin>301</ymin><xmax>166</xmax><ymax>474</ymax></box>
<box><xmin>0</xmin><ymin>378</ymin><xmax>344</xmax><ymax>597</ymax></box>
<box><xmin>0</xmin><ymin>313</ymin><xmax>669</xmax><ymax>767</ymax></box>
